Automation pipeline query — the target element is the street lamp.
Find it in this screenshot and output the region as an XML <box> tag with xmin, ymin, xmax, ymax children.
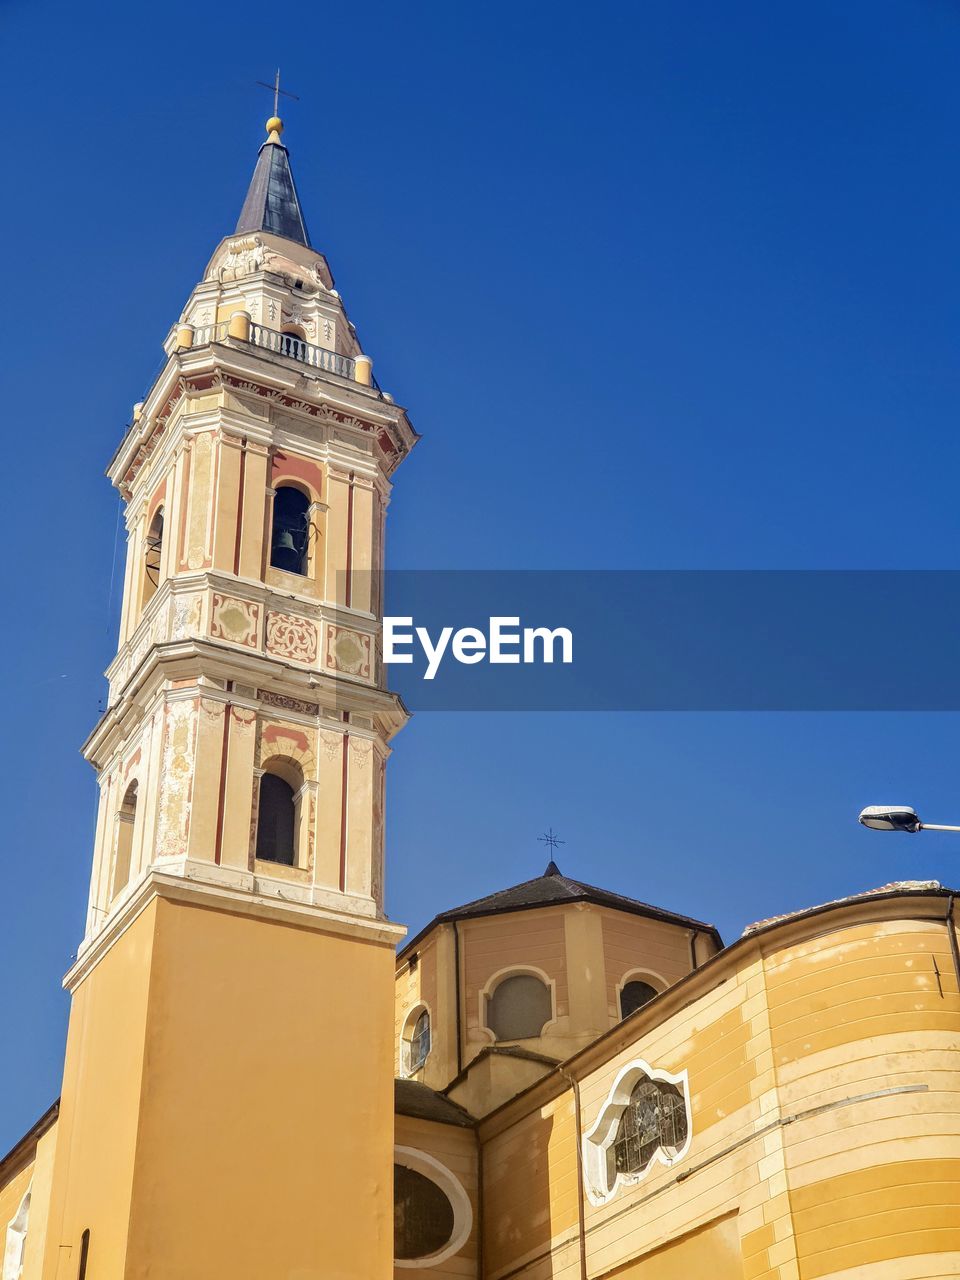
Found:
<box><xmin>858</xmin><ymin>805</ymin><xmax>960</xmax><ymax>834</ymax></box>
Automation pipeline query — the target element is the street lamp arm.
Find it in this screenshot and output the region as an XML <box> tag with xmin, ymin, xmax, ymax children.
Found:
<box><xmin>859</xmin><ymin>805</ymin><xmax>960</xmax><ymax>833</ymax></box>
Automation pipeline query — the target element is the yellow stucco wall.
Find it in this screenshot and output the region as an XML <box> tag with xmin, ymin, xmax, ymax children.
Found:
<box><xmin>41</xmin><ymin>902</ymin><xmax>156</xmax><ymax>1279</ymax></box>
<box><xmin>394</xmin><ymin>1115</ymin><xmax>478</xmax><ymax>1280</ymax></box>
<box><xmin>477</xmin><ymin>900</ymin><xmax>960</xmax><ymax>1280</ymax></box>
<box><xmin>43</xmin><ymin>892</ymin><xmax>398</xmax><ymax>1280</ymax></box>
<box><xmin>605</xmin><ymin>1212</ymin><xmax>742</xmax><ymax>1279</ymax></box>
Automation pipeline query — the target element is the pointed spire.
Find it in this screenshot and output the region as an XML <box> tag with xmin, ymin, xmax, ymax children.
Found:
<box><xmin>235</xmin><ymin>117</ymin><xmax>311</xmax><ymax>248</ymax></box>
<box><xmin>544</xmin><ymin>860</ymin><xmax>562</xmax><ymax>877</ymax></box>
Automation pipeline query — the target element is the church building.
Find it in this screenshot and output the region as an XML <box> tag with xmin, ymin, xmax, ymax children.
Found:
<box><xmin>2</xmin><ymin>116</ymin><xmax>960</xmax><ymax>1280</ymax></box>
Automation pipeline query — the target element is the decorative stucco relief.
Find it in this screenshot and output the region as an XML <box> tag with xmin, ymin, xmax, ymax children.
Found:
<box><xmin>259</xmin><ymin>690</ymin><xmax>320</xmax><ymax>717</ymax></box>
<box><xmin>211</xmin><ymin>235</ymin><xmax>274</xmax><ymax>282</ymax></box>
<box><xmin>230</xmin><ymin>706</ymin><xmax>257</xmax><ymax>735</ymax></box>
<box><xmin>171</xmin><ymin>593</ymin><xmax>203</xmax><ymax>641</ymax></box>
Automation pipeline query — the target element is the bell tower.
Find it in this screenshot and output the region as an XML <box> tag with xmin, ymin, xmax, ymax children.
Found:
<box><xmin>41</xmin><ymin>117</ymin><xmax>416</xmax><ymax>1280</ymax></box>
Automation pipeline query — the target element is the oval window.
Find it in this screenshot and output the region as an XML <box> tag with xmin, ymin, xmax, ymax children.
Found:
<box><xmin>394</xmin><ymin>1164</ymin><xmax>455</xmax><ymax>1260</ymax></box>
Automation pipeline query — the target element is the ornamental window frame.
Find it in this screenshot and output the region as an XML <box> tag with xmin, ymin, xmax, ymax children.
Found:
<box><xmin>616</xmin><ymin>968</ymin><xmax>666</xmax><ymax>1021</ymax></box>
<box><xmin>394</xmin><ymin>1146</ymin><xmax>473</xmax><ymax>1269</ymax></box>
<box><xmin>479</xmin><ymin>965</ymin><xmax>557</xmax><ymax>1044</ymax></box>
<box><xmin>581</xmin><ymin>1057</ymin><xmax>692</xmax><ymax>1206</ymax></box>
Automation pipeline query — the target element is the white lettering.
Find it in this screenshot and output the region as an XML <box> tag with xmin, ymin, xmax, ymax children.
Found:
<box><xmin>489</xmin><ymin>616</ymin><xmax>521</xmax><ymax>663</ymax></box>
<box><xmin>417</xmin><ymin>625</ymin><xmax>453</xmax><ymax>680</ymax></box>
<box><xmin>383</xmin><ymin>617</ymin><xmax>574</xmax><ymax>678</ymax></box>
<box><xmin>383</xmin><ymin>617</ymin><xmax>413</xmax><ymax>663</ymax></box>
<box><xmin>523</xmin><ymin>626</ymin><xmax>573</xmax><ymax>664</ymax></box>
<box><xmin>452</xmin><ymin>627</ymin><xmax>487</xmax><ymax>664</ymax></box>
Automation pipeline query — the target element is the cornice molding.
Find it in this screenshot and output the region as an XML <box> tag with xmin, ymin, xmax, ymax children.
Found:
<box><xmin>64</xmin><ymin>868</ymin><xmax>406</xmax><ymax>994</ymax></box>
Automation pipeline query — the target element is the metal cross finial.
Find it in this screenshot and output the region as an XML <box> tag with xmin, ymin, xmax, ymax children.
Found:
<box><xmin>538</xmin><ymin>828</ymin><xmax>565</xmax><ymax>853</ymax></box>
<box><xmin>256</xmin><ymin>68</ymin><xmax>300</xmax><ymax>118</ymax></box>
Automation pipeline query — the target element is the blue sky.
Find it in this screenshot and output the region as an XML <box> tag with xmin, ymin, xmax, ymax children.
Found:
<box><xmin>2</xmin><ymin>0</ymin><xmax>960</xmax><ymax>1151</ymax></box>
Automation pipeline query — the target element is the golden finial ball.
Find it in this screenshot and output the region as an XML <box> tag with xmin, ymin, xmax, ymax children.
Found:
<box><xmin>266</xmin><ymin>116</ymin><xmax>284</xmax><ymax>136</ymax></box>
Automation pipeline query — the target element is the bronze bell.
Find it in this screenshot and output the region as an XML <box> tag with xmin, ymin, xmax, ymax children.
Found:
<box><xmin>272</xmin><ymin>529</ymin><xmax>301</xmax><ymax>572</ymax></box>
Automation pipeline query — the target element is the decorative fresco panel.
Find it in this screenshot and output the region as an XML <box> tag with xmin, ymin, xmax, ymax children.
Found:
<box><xmin>325</xmin><ymin>625</ymin><xmax>372</xmax><ymax>680</ymax></box>
<box><xmin>211</xmin><ymin>594</ymin><xmax>259</xmax><ymax>648</ymax></box>
<box><xmin>265</xmin><ymin>610</ymin><xmax>318</xmax><ymax>664</ymax></box>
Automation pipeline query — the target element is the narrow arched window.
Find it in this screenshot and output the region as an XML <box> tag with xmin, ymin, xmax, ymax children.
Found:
<box><xmin>619</xmin><ymin>979</ymin><xmax>659</xmax><ymax>1020</ymax></box>
<box><xmin>486</xmin><ymin>973</ymin><xmax>552</xmax><ymax>1041</ymax></box>
<box><xmin>76</xmin><ymin>1229</ymin><xmax>90</xmax><ymax>1280</ymax></box>
<box><xmin>612</xmin><ymin>1077</ymin><xmax>687</xmax><ymax>1177</ymax></box>
<box><xmin>407</xmin><ymin>1013</ymin><xmax>432</xmax><ymax>1075</ymax></box>
<box><xmin>256</xmin><ymin>773</ymin><xmax>297</xmax><ymax>865</ymax></box>
<box><xmin>270</xmin><ymin>486</ymin><xmax>310</xmax><ymax>575</ymax></box>
<box><xmin>141</xmin><ymin>507</ymin><xmax>164</xmax><ymax>608</ymax></box>
<box><xmin>112</xmin><ymin>781</ymin><xmax>138</xmax><ymax>900</ymax></box>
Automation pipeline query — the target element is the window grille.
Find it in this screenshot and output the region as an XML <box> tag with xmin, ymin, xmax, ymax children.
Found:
<box><xmin>613</xmin><ymin>1077</ymin><xmax>688</xmax><ymax>1176</ymax></box>
<box><xmin>394</xmin><ymin>1165</ymin><xmax>455</xmax><ymax>1260</ymax></box>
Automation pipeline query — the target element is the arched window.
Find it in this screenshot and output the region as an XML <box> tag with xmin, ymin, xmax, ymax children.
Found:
<box><xmin>141</xmin><ymin>507</ymin><xmax>164</xmax><ymax>609</ymax></box>
<box><xmin>256</xmin><ymin>772</ymin><xmax>298</xmax><ymax>865</ymax></box>
<box><xmin>485</xmin><ymin>973</ymin><xmax>552</xmax><ymax>1041</ymax></box>
<box><xmin>112</xmin><ymin>781</ymin><xmax>138</xmax><ymax>900</ymax></box>
<box><xmin>619</xmin><ymin>979</ymin><xmax>659</xmax><ymax>1020</ymax></box>
<box><xmin>402</xmin><ymin>1009</ymin><xmax>431</xmax><ymax>1076</ymax></box>
<box><xmin>394</xmin><ymin>1165</ymin><xmax>455</xmax><ymax>1261</ymax></box>
<box><xmin>612</xmin><ymin>1076</ymin><xmax>688</xmax><ymax>1178</ymax></box>
<box><xmin>270</xmin><ymin>485</ymin><xmax>310</xmax><ymax>575</ymax></box>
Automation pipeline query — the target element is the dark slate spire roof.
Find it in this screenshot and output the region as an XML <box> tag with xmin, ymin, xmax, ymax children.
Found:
<box><xmin>235</xmin><ymin>119</ymin><xmax>311</xmax><ymax>247</ymax></box>
<box><xmin>399</xmin><ymin>862</ymin><xmax>723</xmax><ymax>958</ymax></box>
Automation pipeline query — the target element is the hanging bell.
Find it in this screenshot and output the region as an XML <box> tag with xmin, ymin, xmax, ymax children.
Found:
<box><xmin>272</xmin><ymin>529</ymin><xmax>302</xmax><ymax>573</ymax></box>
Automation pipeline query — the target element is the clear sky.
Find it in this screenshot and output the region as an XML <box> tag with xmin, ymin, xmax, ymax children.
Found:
<box><xmin>2</xmin><ymin>0</ymin><xmax>960</xmax><ymax>1152</ymax></box>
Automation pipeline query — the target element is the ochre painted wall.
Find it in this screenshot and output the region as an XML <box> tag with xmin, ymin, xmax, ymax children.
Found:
<box><xmin>603</xmin><ymin>1212</ymin><xmax>742</xmax><ymax>1279</ymax></box>
<box><xmin>44</xmin><ymin>893</ymin><xmax>397</xmax><ymax>1280</ymax></box>
<box><xmin>478</xmin><ymin>904</ymin><xmax>960</xmax><ymax>1280</ymax></box>
<box><xmin>41</xmin><ymin>902</ymin><xmax>156</xmax><ymax>1280</ymax></box>
<box><xmin>394</xmin><ymin>1115</ymin><xmax>478</xmax><ymax>1280</ymax></box>
<box><xmin>21</xmin><ymin>1124</ymin><xmax>58</xmax><ymax>1280</ymax></box>
<box><xmin>482</xmin><ymin>1090</ymin><xmax>579</xmax><ymax>1279</ymax></box>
